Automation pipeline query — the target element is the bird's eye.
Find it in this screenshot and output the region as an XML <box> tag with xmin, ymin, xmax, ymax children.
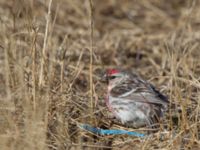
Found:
<box><xmin>109</xmin><ymin>76</ymin><xmax>117</xmax><ymax>80</ymax></box>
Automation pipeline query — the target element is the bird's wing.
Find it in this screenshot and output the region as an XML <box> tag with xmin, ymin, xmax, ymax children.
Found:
<box><xmin>110</xmin><ymin>78</ymin><xmax>169</xmax><ymax>107</ymax></box>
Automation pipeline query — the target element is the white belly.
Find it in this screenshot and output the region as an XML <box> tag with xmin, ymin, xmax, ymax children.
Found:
<box><xmin>108</xmin><ymin>96</ymin><xmax>150</xmax><ymax>127</ymax></box>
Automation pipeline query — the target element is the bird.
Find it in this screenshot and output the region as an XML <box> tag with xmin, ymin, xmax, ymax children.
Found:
<box><xmin>101</xmin><ymin>68</ymin><xmax>169</xmax><ymax>129</ymax></box>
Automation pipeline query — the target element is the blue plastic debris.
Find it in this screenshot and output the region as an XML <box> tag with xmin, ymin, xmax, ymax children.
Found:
<box><xmin>79</xmin><ymin>124</ymin><xmax>145</xmax><ymax>138</ymax></box>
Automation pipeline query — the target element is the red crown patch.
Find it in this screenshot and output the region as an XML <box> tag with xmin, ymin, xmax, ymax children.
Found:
<box><xmin>107</xmin><ymin>69</ymin><xmax>119</xmax><ymax>75</ymax></box>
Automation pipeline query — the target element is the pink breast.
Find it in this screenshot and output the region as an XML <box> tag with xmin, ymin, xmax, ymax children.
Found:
<box><xmin>105</xmin><ymin>94</ymin><xmax>115</xmax><ymax>112</ymax></box>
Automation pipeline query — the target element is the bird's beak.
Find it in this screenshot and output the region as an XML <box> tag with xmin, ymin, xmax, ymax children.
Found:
<box><xmin>100</xmin><ymin>74</ymin><xmax>108</xmax><ymax>84</ymax></box>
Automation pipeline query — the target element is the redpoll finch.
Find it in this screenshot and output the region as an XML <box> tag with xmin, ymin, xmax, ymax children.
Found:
<box><xmin>102</xmin><ymin>69</ymin><xmax>169</xmax><ymax>128</ymax></box>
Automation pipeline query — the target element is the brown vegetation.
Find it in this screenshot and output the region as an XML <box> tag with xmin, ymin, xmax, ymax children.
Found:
<box><xmin>0</xmin><ymin>0</ymin><xmax>200</xmax><ymax>149</ymax></box>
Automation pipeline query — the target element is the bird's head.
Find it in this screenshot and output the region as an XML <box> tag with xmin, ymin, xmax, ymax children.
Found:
<box><xmin>101</xmin><ymin>69</ymin><xmax>126</xmax><ymax>90</ymax></box>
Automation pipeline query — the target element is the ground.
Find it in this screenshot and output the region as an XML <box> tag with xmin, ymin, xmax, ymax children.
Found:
<box><xmin>0</xmin><ymin>0</ymin><xmax>200</xmax><ymax>149</ymax></box>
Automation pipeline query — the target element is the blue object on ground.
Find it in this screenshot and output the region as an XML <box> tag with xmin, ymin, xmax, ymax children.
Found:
<box><xmin>79</xmin><ymin>124</ymin><xmax>145</xmax><ymax>138</ymax></box>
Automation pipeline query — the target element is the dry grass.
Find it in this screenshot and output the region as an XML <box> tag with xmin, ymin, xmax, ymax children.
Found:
<box><xmin>0</xmin><ymin>0</ymin><xmax>200</xmax><ymax>149</ymax></box>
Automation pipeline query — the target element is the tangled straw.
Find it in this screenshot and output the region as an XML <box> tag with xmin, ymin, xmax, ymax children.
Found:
<box><xmin>79</xmin><ymin>124</ymin><xmax>146</xmax><ymax>137</ymax></box>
